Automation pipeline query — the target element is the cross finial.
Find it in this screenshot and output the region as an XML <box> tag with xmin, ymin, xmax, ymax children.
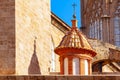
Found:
<box><xmin>72</xmin><ymin>3</ymin><xmax>77</xmax><ymax>19</ymax></box>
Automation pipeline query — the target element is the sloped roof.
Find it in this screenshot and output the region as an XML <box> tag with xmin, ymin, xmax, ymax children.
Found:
<box><xmin>55</xmin><ymin>19</ymin><xmax>96</xmax><ymax>57</ymax></box>
<box><xmin>51</xmin><ymin>12</ymin><xmax>71</xmax><ymax>32</ymax></box>
<box><xmin>57</xmin><ymin>27</ymin><xmax>92</xmax><ymax>50</ymax></box>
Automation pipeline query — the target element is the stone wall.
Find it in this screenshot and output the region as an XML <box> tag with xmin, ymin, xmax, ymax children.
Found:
<box><xmin>51</xmin><ymin>23</ymin><xmax>64</xmax><ymax>73</ymax></box>
<box><xmin>0</xmin><ymin>76</ymin><xmax>119</xmax><ymax>80</ymax></box>
<box><xmin>88</xmin><ymin>39</ymin><xmax>117</xmax><ymax>63</ymax></box>
<box><xmin>0</xmin><ymin>0</ymin><xmax>15</xmax><ymax>74</ymax></box>
<box><xmin>16</xmin><ymin>0</ymin><xmax>51</xmax><ymax>75</ymax></box>
<box><xmin>88</xmin><ymin>39</ymin><xmax>120</xmax><ymax>72</ymax></box>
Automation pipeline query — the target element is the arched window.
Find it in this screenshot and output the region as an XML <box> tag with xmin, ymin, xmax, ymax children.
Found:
<box><xmin>99</xmin><ymin>20</ymin><xmax>103</xmax><ymax>40</ymax></box>
<box><xmin>91</xmin><ymin>23</ymin><xmax>93</xmax><ymax>38</ymax></box>
<box><xmin>64</xmin><ymin>58</ymin><xmax>68</xmax><ymax>75</ymax></box>
<box><xmin>114</xmin><ymin>2</ymin><xmax>120</xmax><ymax>47</ymax></box>
<box><xmin>97</xmin><ymin>20</ymin><xmax>100</xmax><ymax>39</ymax></box>
<box><xmin>89</xmin><ymin>24</ymin><xmax>92</xmax><ymax>38</ymax></box>
<box><xmin>114</xmin><ymin>16</ymin><xmax>120</xmax><ymax>47</ymax></box>
<box><xmin>84</xmin><ymin>60</ymin><xmax>88</xmax><ymax>75</ymax></box>
<box><xmin>73</xmin><ymin>58</ymin><xmax>79</xmax><ymax>75</ymax></box>
<box><xmin>94</xmin><ymin>20</ymin><xmax>97</xmax><ymax>39</ymax></box>
<box><xmin>93</xmin><ymin>22</ymin><xmax>95</xmax><ymax>38</ymax></box>
<box><xmin>50</xmin><ymin>37</ymin><xmax>56</xmax><ymax>72</ymax></box>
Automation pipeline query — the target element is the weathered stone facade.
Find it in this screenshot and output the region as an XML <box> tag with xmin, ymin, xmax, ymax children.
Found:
<box><xmin>0</xmin><ymin>0</ymin><xmax>15</xmax><ymax>74</ymax></box>
<box><xmin>80</xmin><ymin>0</ymin><xmax>120</xmax><ymax>73</ymax></box>
<box><xmin>81</xmin><ymin>0</ymin><xmax>120</xmax><ymax>47</ymax></box>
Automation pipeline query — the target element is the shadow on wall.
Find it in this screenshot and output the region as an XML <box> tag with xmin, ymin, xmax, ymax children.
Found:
<box><xmin>28</xmin><ymin>37</ymin><xmax>41</xmax><ymax>74</ymax></box>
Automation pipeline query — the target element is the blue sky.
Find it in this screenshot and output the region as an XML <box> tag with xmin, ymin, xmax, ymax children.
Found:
<box><xmin>51</xmin><ymin>0</ymin><xmax>81</xmax><ymax>28</ymax></box>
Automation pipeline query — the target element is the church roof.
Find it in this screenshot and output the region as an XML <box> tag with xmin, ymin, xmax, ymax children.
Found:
<box><xmin>55</xmin><ymin>19</ymin><xmax>96</xmax><ymax>57</ymax></box>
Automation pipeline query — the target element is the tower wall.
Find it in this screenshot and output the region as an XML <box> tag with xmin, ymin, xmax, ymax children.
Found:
<box><xmin>16</xmin><ymin>0</ymin><xmax>51</xmax><ymax>75</ymax></box>
<box><xmin>0</xmin><ymin>0</ymin><xmax>15</xmax><ymax>74</ymax></box>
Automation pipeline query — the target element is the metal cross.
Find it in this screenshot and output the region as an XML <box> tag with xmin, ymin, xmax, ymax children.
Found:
<box><xmin>72</xmin><ymin>3</ymin><xmax>77</xmax><ymax>19</ymax></box>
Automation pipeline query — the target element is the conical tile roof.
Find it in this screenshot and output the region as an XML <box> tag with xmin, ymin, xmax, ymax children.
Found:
<box><xmin>55</xmin><ymin>19</ymin><xmax>96</xmax><ymax>57</ymax></box>
<box><xmin>57</xmin><ymin>27</ymin><xmax>92</xmax><ymax>49</ymax></box>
